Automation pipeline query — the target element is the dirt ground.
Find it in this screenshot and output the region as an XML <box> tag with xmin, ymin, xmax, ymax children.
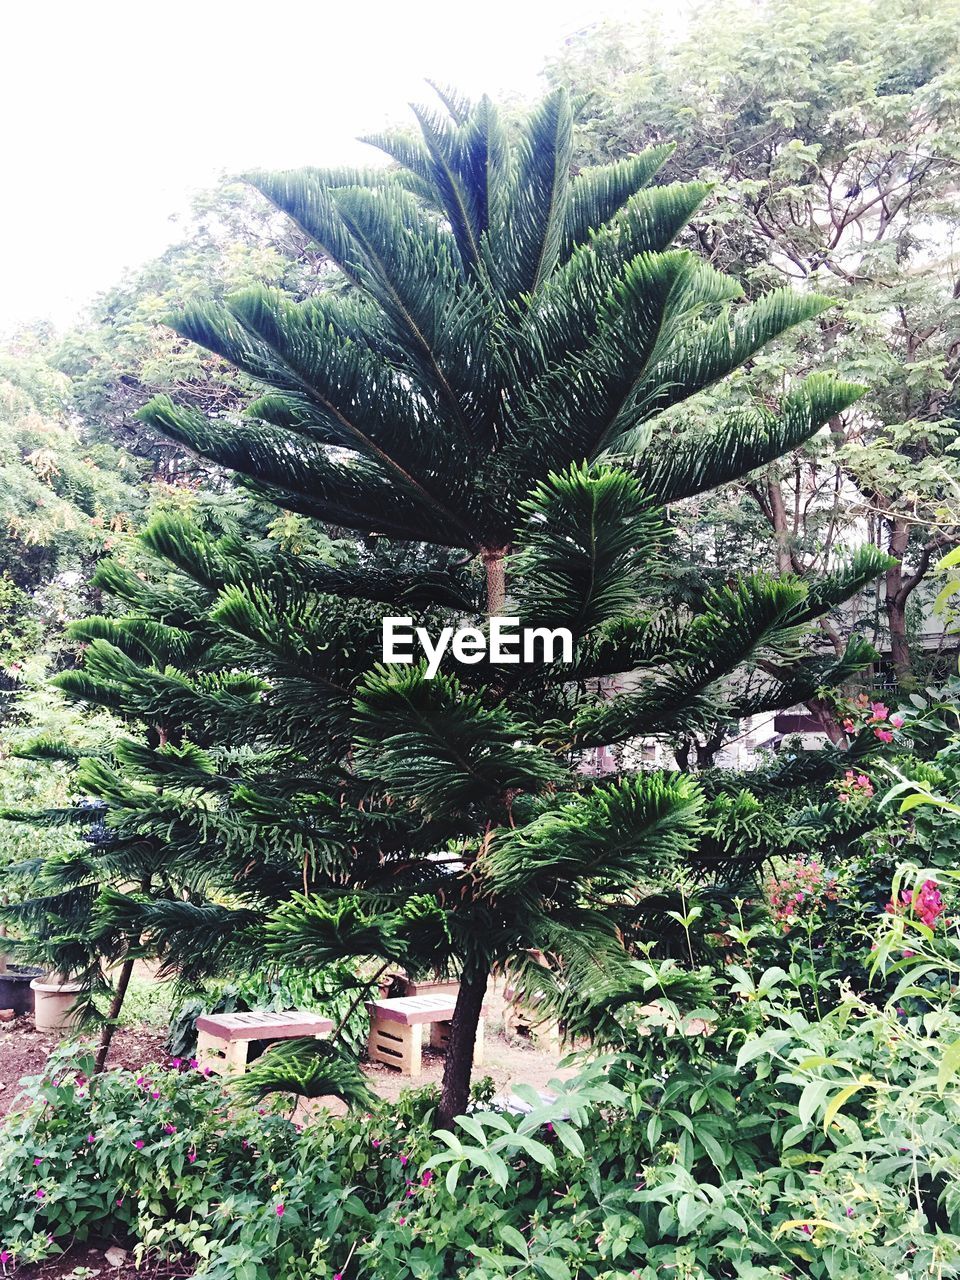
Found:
<box><xmin>16</xmin><ymin>1245</ymin><xmax>192</xmax><ymax>1280</ymax></box>
<box><xmin>0</xmin><ymin>1019</ymin><xmax>168</xmax><ymax>1117</ymax></box>
<box><xmin>0</xmin><ymin>977</ymin><xmax>573</xmax><ymax>1118</ymax></box>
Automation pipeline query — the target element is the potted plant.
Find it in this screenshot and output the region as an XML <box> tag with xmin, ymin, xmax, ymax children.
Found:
<box><xmin>0</xmin><ymin>948</ymin><xmax>43</xmax><ymax>1017</ymax></box>
<box><xmin>28</xmin><ymin>971</ymin><xmax>84</xmax><ymax>1032</ymax></box>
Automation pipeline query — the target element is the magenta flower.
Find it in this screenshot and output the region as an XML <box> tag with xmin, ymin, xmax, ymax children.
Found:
<box><xmin>133</xmin><ymin>1140</ymin><xmax>144</xmax><ymax>1150</ymax></box>
<box><xmin>421</xmin><ymin>1170</ymin><xmax>433</xmax><ymax>1187</ymax></box>
<box><xmin>187</xmin><ymin>1149</ymin><xmax>197</xmax><ymax>1164</ymax></box>
<box><xmin>203</xmin><ymin>1067</ymin><xmax>213</xmax><ymax>1077</ymax></box>
<box><xmin>276</xmin><ymin>1203</ymin><xmax>285</xmax><ymax>1217</ymax></box>
<box><xmin>33</xmin><ymin>1157</ymin><xmax>42</xmax><ymax>1166</ymax></box>
<box><xmin>372</xmin><ymin>1138</ymin><xmax>381</xmax><ymax>1149</ymax></box>
<box><xmin>163</xmin><ymin>1124</ymin><xmax>177</xmax><ymax>1135</ymax></box>
<box><xmin>116</xmin><ymin>1197</ymin><xmax>124</xmax><ymax>1207</ymax></box>
<box><xmin>35</xmin><ymin>1189</ymin><xmax>45</xmax><ymax>1200</ymax></box>
<box><xmin>188</xmin><ymin>1058</ymin><xmax>198</xmax><ymax>1069</ymax></box>
<box><xmin>399</xmin><ymin>1153</ymin><xmax>408</xmax><ymax>1167</ymax></box>
<box><xmin>398</xmin><ymin>1216</ymin><xmax>406</xmax><ymax>1225</ymax></box>
<box><xmin>136</xmin><ymin>1076</ymin><xmax>147</xmax><ymax>1087</ymax></box>
<box><xmin>1</xmin><ymin>1249</ymin><xmax>11</xmax><ymax>1264</ymax></box>
<box><xmin>170</xmin><ymin>1058</ymin><xmax>182</xmax><ymax>1069</ymax></box>
<box><xmin>86</xmin><ymin>1134</ymin><xmax>96</xmax><ymax>1144</ymax></box>
<box><xmin>151</xmin><ymin>1091</ymin><xmax>160</xmax><ymax>1100</ymax></box>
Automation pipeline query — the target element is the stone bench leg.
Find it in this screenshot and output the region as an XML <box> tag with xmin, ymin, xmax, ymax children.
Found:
<box><xmin>197</xmin><ymin>1030</ymin><xmax>249</xmax><ymax>1077</ymax></box>
<box><xmin>429</xmin><ymin>1018</ymin><xmax>484</xmax><ymax>1066</ymax></box>
<box><xmin>368</xmin><ymin>1018</ymin><xmax>423</xmax><ymax>1077</ymax></box>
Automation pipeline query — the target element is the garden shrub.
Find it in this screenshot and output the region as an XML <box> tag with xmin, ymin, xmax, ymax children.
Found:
<box><xmin>2</xmin><ymin>876</ymin><xmax>960</xmax><ymax>1279</ymax></box>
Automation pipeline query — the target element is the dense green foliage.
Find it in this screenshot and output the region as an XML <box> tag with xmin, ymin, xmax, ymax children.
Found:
<box><xmin>548</xmin><ymin>0</ymin><xmax>960</xmax><ymax>708</ymax></box>
<box><xmin>4</xmin><ymin>907</ymin><xmax>960</xmax><ymax>1278</ymax></box>
<box><xmin>1</xmin><ymin>85</ymin><xmax>895</xmax><ymax>1121</ymax></box>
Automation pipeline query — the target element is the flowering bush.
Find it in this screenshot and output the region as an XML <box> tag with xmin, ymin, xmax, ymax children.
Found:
<box><xmin>765</xmin><ymin>856</ymin><xmax>839</xmax><ymax>930</ymax></box>
<box><xmin>834</xmin><ymin>691</ymin><xmax>905</xmax><ymax>744</ymax></box>
<box><xmin>834</xmin><ymin>769</ymin><xmax>874</xmax><ymax>805</ymax></box>
<box><xmin>3</xmin><ymin>875</ymin><xmax>960</xmax><ymax>1279</ymax></box>
<box><xmin>886</xmin><ymin>877</ymin><xmax>947</xmax><ymax>929</ymax></box>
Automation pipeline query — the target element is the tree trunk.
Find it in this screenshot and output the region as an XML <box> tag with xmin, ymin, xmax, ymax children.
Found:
<box><xmin>766</xmin><ymin>476</ymin><xmax>795</xmax><ymax>576</ymax></box>
<box><xmin>805</xmin><ymin>695</ymin><xmax>845</xmax><ymax>745</ymax></box>
<box><xmin>482</xmin><ymin>547</ymin><xmax>508</xmax><ymax>616</ymax></box>
<box><xmin>438</xmin><ymin>965</ymin><xmax>489</xmax><ymax>1124</ymax></box>
<box><xmin>885</xmin><ymin>519</ymin><xmax>919</xmax><ymax>690</ymax></box>
<box><xmin>886</xmin><ymin>594</ymin><xmax>913</xmax><ymax>689</ymax></box>
<box><xmin>93</xmin><ymin>954</ymin><xmax>136</xmax><ymax>1074</ymax></box>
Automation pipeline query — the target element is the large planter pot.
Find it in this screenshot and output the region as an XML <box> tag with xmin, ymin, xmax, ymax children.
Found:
<box><xmin>30</xmin><ymin>976</ymin><xmax>85</xmax><ymax>1033</ymax></box>
<box><xmin>0</xmin><ymin>965</ymin><xmax>43</xmax><ymax>1016</ymax></box>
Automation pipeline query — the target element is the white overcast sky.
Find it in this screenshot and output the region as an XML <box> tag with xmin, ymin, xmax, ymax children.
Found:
<box><xmin>2</xmin><ymin>0</ymin><xmax>650</xmax><ymax>332</ymax></box>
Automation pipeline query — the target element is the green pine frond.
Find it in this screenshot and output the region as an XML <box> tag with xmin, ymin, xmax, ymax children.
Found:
<box><xmin>570</xmin><ymin>576</ymin><xmax>808</xmax><ymax>745</ymax></box>
<box><xmin>792</xmin><ymin>545</ymin><xmax>895</xmax><ymax>622</ymax></box>
<box><xmin>634</xmin><ymin>374</ymin><xmax>866</xmax><ymax>502</ymax></box>
<box><xmin>487</xmin><ymin>88</ymin><xmax>573</xmax><ymax>298</ymax></box>
<box><xmin>484</xmin><ymin>773</ymin><xmax>703</xmax><ymax>896</ymax></box>
<box><xmin>353</xmin><ymin>665</ymin><xmax>565</xmax><ymax>819</ymax></box>
<box><xmin>559</xmin><ymin>146</ymin><xmax>675</xmax><ymax>257</ymax></box>
<box><xmin>510</xmin><ymin>461</ymin><xmax>664</xmax><ymax>639</ymax></box>
<box><xmin>265</xmin><ymin>894</ymin><xmax>408</xmax><ymax>966</ymax></box>
<box><xmin>232</xmin><ymin>1037</ymin><xmax>374</xmax><ymax>1108</ymax></box>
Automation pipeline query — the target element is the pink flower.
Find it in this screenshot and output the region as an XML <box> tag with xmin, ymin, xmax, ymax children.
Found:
<box><xmin>86</xmin><ymin>1134</ymin><xmax>96</xmax><ymax>1144</ymax></box>
<box><xmin>871</xmin><ymin>702</ymin><xmax>889</xmax><ymax>721</ymax></box>
<box><xmin>151</xmin><ymin>1091</ymin><xmax>160</xmax><ymax>1100</ymax></box>
<box><xmin>33</xmin><ymin>1157</ymin><xmax>42</xmax><ymax>1166</ymax></box>
<box><xmin>133</xmin><ymin>1140</ymin><xmax>144</xmax><ymax>1150</ymax></box>
<box><xmin>203</xmin><ymin>1068</ymin><xmax>213</xmax><ymax>1078</ymax></box>
<box><xmin>187</xmin><ymin>1149</ymin><xmax>197</xmax><ymax>1164</ymax></box>
<box><xmin>846</xmin><ymin>1207</ymin><xmax>854</xmax><ymax>1217</ymax></box>
<box><xmin>890</xmin><ymin>714</ymin><xmax>904</xmax><ymax>728</ymax></box>
<box><xmin>1</xmin><ymin>1250</ymin><xmax>11</xmax><ymax>1265</ymax></box>
<box><xmin>35</xmin><ymin>1189</ymin><xmax>45</xmax><ymax>1200</ymax></box>
<box><xmin>116</xmin><ymin>1197</ymin><xmax>124</xmax><ymax>1207</ymax></box>
<box><xmin>275</xmin><ymin>1203</ymin><xmax>285</xmax><ymax>1217</ymax></box>
<box><xmin>372</xmin><ymin>1138</ymin><xmax>381</xmax><ymax>1148</ymax></box>
<box><xmin>874</xmin><ymin>728</ymin><xmax>893</xmax><ymax>743</ymax></box>
<box><xmin>163</xmin><ymin>1124</ymin><xmax>177</xmax><ymax>1135</ymax></box>
<box><xmin>398</xmin><ymin>1216</ymin><xmax>406</xmax><ymax>1225</ymax></box>
<box><xmin>136</xmin><ymin>1077</ymin><xmax>147</xmax><ymax>1087</ymax></box>
<box><xmin>421</xmin><ymin>1170</ymin><xmax>433</xmax><ymax>1187</ymax></box>
<box><xmin>399</xmin><ymin>1153</ymin><xmax>408</xmax><ymax>1167</ymax></box>
<box><xmin>843</xmin><ymin>718</ymin><xmax>855</xmax><ymax>732</ymax></box>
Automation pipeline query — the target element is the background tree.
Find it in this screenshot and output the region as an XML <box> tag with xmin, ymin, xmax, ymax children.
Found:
<box><xmin>5</xmin><ymin>88</ymin><xmax>889</xmax><ymax>1122</ymax></box>
<box><xmin>547</xmin><ymin>0</ymin><xmax>960</xmax><ymax>703</ymax></box>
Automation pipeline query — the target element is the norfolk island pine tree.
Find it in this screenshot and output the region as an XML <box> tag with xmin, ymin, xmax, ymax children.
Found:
<box><xmin>3</xmin><ymin>88</ymin><xmax>891</xmax><ymax>1123</ymax></box>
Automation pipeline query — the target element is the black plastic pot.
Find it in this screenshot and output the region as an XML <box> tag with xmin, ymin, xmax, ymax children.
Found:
<box><xmin>0</xmin><ymin>965</ymin><xmax>43</xmax><ymax>1016</ymax></box>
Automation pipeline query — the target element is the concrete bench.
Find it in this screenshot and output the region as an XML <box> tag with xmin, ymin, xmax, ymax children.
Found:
<box><xmin>366</xmin><ymin>993</ymin><xmax>484</xmax><ymax>1077</ymax></box>
<box><xmin>195</xmin><ymin>1010</ymin><xmax>334</xmax><ymax>1077</ymax></box>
